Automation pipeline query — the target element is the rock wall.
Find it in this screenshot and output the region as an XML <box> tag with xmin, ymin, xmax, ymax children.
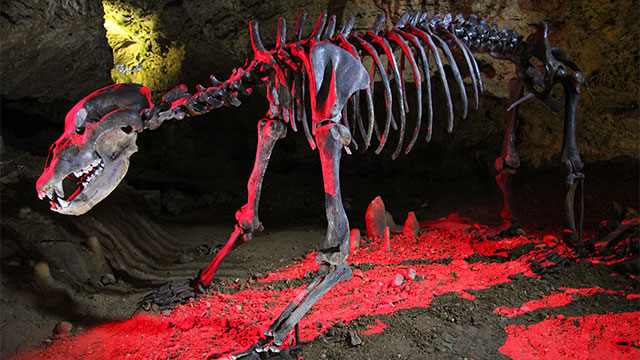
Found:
<box><xmin>1</xmin><ymin>0</ymin><xmax>637</xmax><ymax>175</ymax></box>
<box><xmin>1</xmin><ymin>0</ymin><xmax>113</xmax><ymax>102</ymax></box>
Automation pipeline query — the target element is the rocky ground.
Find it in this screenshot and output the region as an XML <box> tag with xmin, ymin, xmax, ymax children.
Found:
<box><xmin>1</xmin><ymin>1</ymin><xmax>638</xmax><ymax>359</ymax></box>
<box><xmin>5</xmin><ymin>219</ymin><xmax>640</xmax><ymax>360</ymax></box>
<box><xmin>1</xmin><ymin>145</ymin><xmax>638</xmax><ymax>359</ymax></box>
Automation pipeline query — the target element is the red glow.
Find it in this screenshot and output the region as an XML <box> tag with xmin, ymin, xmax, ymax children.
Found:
<box><xmin>11</xmin><ymin>219</ymin><xmax>639</xmax><ymax>360</ymax></box>
<box><xmin>494</xmin><ymin>287</ymin><xmax>622</xmax><ymax>318</ymax></box>
<box><xmin>361</xmin><ymin>319</ymin><xmax>387</xmax><ymax>335</ymax></box>
<box><xmin>500</xmin><ymin>312</ymin><xmax>640</xmax><ymax>359</ymax></box>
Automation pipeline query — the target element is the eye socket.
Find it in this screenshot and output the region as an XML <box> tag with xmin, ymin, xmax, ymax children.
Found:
<box><xmin>75</xmin><ymin>127</ymin><xmax>86</xmax><ymax>135</ymax></box>
<box><xmin>120</xmin><ymin>126</ymin><xmax>133</xmax><ymax>134</ymax></box>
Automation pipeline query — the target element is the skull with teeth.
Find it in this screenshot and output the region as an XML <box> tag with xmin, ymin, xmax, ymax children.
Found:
<box><xmin>36</xmin><ymin>83</ymin><xmax>152</xmax><ymax>215</ymax></box>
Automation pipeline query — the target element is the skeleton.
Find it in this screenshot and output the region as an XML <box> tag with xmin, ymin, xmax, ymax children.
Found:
<box><xmin>37</xmin><ymin>11</ymin><xmax>588</xmax><ymax>358</ymax></box>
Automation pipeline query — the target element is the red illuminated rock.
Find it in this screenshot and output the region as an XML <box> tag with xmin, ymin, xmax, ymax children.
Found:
<box><xmin>384</xmin><ymin>226</ymin><xmax>391</xmax><ymax>252</ymax></box>
<box><xmin>366</xmin><ymin>196</ymin><xmax>386</xmax><ymax>238</ymax></box>
<box><xmin>392</xmin><ymin>274</ymin><xmax>404</xmax><ymax>286</ymax></box>
<box><xmin>403</xmin><ymin>211</ymin><xmax>420</xmax><ymax>238</ymax></box>
<box><xmin>53</xmin><ymin>322</ymin><xmax>72</xmax><ymax>336</ymax></box>
<box><xmin>350</xmin><ymin>228</ymin><xmax>361</xmax><ymax>250</ymax></box>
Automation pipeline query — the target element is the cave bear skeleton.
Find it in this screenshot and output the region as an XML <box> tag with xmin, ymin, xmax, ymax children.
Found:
<box><xmin>36</xmin><ymin>11</ymin><xmax>587</xmax><ymax>358</ymax></box>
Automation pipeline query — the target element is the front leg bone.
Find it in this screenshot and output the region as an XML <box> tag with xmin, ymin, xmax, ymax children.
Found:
<box><xmin>198</xmin><ymin>119</ymin><xmax>286</xmax><ymax>287</ymax></box>
<box><xmin>232</xmin><ymin>122</ymin><xmax>354</xmax><ymax>358</ymax></box>
<box><xmin>236</xmin><ymin>119</ymin><xmax>287</xmax><ymax>233</ymax></box>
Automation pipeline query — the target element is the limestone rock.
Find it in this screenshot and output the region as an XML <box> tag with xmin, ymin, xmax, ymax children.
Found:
<box><xmin>403</xmin><ymin>211</ymin><xmax>420</xmax><ymax>239</ymax></box>
<box><xmin>349</xmin><ymin>228</ymin><xmax>361</xmax><ymax>251</ymax></box>
<box><xmin>366</xmin><ymin>196</ymin><xmax>386</xmax><ymax>239</ymax></box>
<box><xmin>0</xmin><ymin>0</ymin><xmax>113</xmax><ymax>103</ymax></box>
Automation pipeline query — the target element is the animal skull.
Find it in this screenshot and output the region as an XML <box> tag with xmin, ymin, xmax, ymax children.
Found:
<box><xmin>36</xmin><ymin>83</ymin><xmax>152</xmax><ymax>215</ymax></box>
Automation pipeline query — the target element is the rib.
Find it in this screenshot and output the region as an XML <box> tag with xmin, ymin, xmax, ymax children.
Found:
<box><xmin>300</xmin><ymin>69</ymin><xmax>316</xmax><ymax>149</ymax></box>
<box><xmin>367</xmin><ymin>31</ymin><xmax>407</xmax><ymax>159</ymax></box>
<box><xmin>407</xmin><ymin>24</ymin><xmax>455</xmax><ymax>133</ymax></box>
<box><xmin>292</xmin><ymin>68</ymin><xmax>304</xmax><ymax>130</ymax></box>
<box><xmin>392</xmin><ymin>29</ymin><xmax>429</xmax><ymax>150</ymax></box>
<box><xmin>388</xmin><ymin>31</ymin><xmax>423</xmax><ymax>154</ymax></box>
<box><xmin>465</xmin><ymin>41</ymin><xmax>483</xmax><ymax>93</ymax></box>
<box><xmin>346</xmin><ymin>94</ymin><xmax>359</xmax><ymax>150</ymax></box>
<box><xmin>403</xmin><ymin>24</ymin><xmax>434</xmax><ymax>142</ymax></box>
<box><xmin>283</xmin><ymin>65</ymin><xmax>297</xmax><ymax>132</ymax></box>
<box><xmin>438</xmin><ymin>23</ymin><xmax>480</xmax><ymax>109</ymax></box>
<box><xmin>341</xmin><ymin>104</ymin><xmax>355</xmax><ymax>151</ymax></box>
<box><xmin>352</xmin><ymin>91</ymin><xmax>368</xmax><ymax>150</ymax></box>
<box><xmin>368</xmin><ymin>60</ymin><xmax>382</xmax><ymax>142</ymax></box>
<box><xmin>278</xmin><ymin>47</ymin><xmax>302</xmax><ymax>132</ymax></box>
<box><xmin>350</xmin><ymin>33</ymin><xmax>394</xmax><ymax>154</ymax></box>
<box><xmin>456</xmin><ymin>22</ymin><xmax>484</xmax><ymax>93</ymax></box>
<box><xmin>364</xmin><ymin>85</ymin><xmax>375</xmax><ymax>147</ymax></box>
<box><xmin>335</xmin><ymin>32</ymin><xmax>367</xmax><ymax>149</ymax></box>
<box><xmin>431</xmin><ymin>31</ymin><xmax>468</xmax><ymax>121</ymax></box>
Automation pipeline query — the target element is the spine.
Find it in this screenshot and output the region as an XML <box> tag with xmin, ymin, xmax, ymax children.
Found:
<box><xmin>389</xmin><ymin>12</ymin><xmax>524</xmax><ymax>55</ymax></box>
<box><xmin>442</xmin><ymin>13</ymin><xmax>524</xmax><ymax>55</ymax></box>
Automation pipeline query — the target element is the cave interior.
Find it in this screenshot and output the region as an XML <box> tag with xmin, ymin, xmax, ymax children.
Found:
<box><xmin>1</xmin><ymin>0</ymin><xmax>638</xmax><ymax>359</ymax></box>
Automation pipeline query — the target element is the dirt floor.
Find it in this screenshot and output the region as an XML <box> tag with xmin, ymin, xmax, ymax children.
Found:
<box><xmin>1</xmin><ymin>153</ymin><xmax>638</xmax><ymax>360</ymax></box>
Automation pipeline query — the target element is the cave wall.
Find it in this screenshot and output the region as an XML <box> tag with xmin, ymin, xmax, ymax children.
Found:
<box><xmin>1</xmin><ymin>0</ymin><xmax>638</xmax><ymax>188</ymax></box>
<box><xmin>1</xmin><ymin>0</ymin><xmax>113</xmax><ymax>102</ymax></box>
<box><xmin>1</xmin><ymin>2</ymin><xmax>637</xmax><ymax>356</ymax></box>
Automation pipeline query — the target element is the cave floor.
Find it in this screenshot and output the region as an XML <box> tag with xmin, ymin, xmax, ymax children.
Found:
<box><xmin>3</xmin><ymin>159</ymin><xmax>639</xmax><ymax>360</ymax></box>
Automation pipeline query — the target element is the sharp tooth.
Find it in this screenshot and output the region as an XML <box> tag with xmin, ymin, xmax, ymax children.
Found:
<box><xmin>54</xmin><ymin>183</ymin><xmax>64</xmax><ymax>198</ymax></box>
<box><xmin>58</xmin><ymin>198</ymin><xmax>70</xmax><ymax>208</ymax></box>
<box><xmin>74</xmin><ymin>170</ymin><xmax>83</xmax><ymax>177</ymax></box>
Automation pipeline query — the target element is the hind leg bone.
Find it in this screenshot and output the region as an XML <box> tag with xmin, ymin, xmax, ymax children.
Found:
<box><xmin>495</xmin><ymin>78</ymin><xmax>524</xmax><ymax>233</ymax></box>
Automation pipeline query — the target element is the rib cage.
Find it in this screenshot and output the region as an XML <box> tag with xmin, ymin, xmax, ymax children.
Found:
<box><xmin>249</xmin><ymin>11</ymin><xmax>524</xmax><ymax>159</ymax></box>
